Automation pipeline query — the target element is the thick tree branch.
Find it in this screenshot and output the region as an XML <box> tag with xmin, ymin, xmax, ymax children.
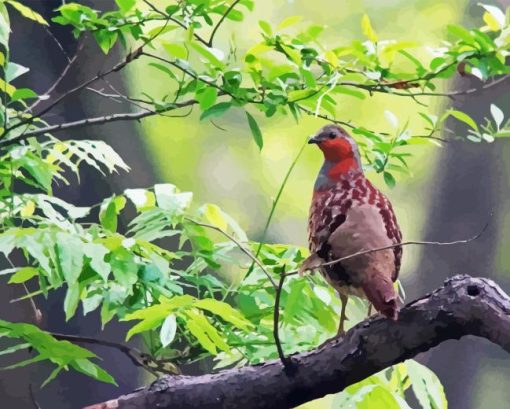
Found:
<box><xmin>85</xmin><ymin>275</ymin><xmax>510</xmax><ymax>409</ymax></box>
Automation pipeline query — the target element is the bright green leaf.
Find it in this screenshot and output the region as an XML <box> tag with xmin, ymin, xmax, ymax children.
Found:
<box><xmin>245</xmin><ymin>111</ymin><xmax>263</xmax><ymax>150</ymax></box>
<box><xmin>6</xmin><ymin>1</ymin><xmax>48</xmax><ymax>25</ymax></box>
<box><xmin>8</xmin><ymin>267</ymin><xmax>38</xmax><ymax>284</ymax></box>
<box><xmin>200</xmin><ymin>102</ymin><xmax>232</xmax><ymax>121</ymax></box>
<box><xmin>361</xmin><ymin>14</ymin><xmax>377</xmax><ymax>42</ymax></box>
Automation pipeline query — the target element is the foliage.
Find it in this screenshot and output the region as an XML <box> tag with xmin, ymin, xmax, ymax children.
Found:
<box><xmin>0</xmin><ymin>1</ymin><xmax>509</xmax><ymax>407</ymax></box>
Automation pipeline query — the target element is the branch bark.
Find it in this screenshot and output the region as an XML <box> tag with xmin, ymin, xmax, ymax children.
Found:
<box><xmin>85</xmin><ymin>275</ymin><xmax>510</xmax><ymax>409</ymax></box>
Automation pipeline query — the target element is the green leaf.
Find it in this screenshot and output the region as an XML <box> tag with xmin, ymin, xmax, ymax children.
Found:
<box><xmin>41</xmin><ymin>366</ymin><xmax>64</xmax><ymax>389</ymax></box>
<box><xmin>361</xmin><ymin>14</ymin><xmax>377</xmax><ymax>42</ymax></box>
<box><xmin>70</xmin><ymin>359</ymin><xmax>116</xmax><ymax>385</ymax></box>
<box><xmin>200</xmin><ymin>102</ymin><xmax>232</xmax><ymax>121</ymax></box>
<box><xmin>8</xmin><ymin>267</ymin><xmax>38</xmax><ymax>284</ymax></box>
<box><xmin>115</xmin><ymin>0</ymin><xmax>135</xmax><ymax>14</ymax></box>
<box><xmin>448</xmin><ymin>109</ymin><xmax>479</xmax><ymax>131</ymax></box>
<box><xmin>189</xmin><ymin>42</ymin><xmax>224</xmax><ymax>68</ymax></box>
<box><xmin>245</xmin><ymin>111</ymin><xmax>263</xmax><ymax>150</ymax></box>
<box><xmin>184</xmin><ymin>309</ymin><xmax>230</xmax><ymax>354</ymax></box>
<box><xmin>196</xmin><ymin>87</ymin><xmax>218</xmax><ymax>111</ymax></box>
<box><xmin>160</xmin><ymin>314</ymin><xmax>177</xmax><ymax>348</ymax></box>
<box><xmin>333</xmin><ymin>85</ymin><xmax>366</xmax><ymax>99</ymax></box>
<box><xmin>93</xmin><ymin>30</ymin><xmax>118</xmax><ymax>54</ymax></box>
<box><xmin>82</xmin><ymin>293</ymin><xmax>103</xmax><ymax>315</ymax></box>
<box><xmin>83</xmin><ymin>243</ymin><xmax>111</xmax><ymax>281</ymax></box>
<box><xmin>406</xmin><ymin>360</ymin><xmax>447</xmax><ymax>409</ymax></box>
<box><xmin>287</xmin><ymin>89</ymin><xmax>316</xmax><ymax>102</ymax></box>
<box><xmin>447</xmin><ymin>24</ymin><xmax>474</xmax><ymax>45</ymax></box>
<box><xmin>162</xmin><ymin>42</ymin><xmax>188</xmax><ymax>59</ymax></box>
<box><xmin>383</xmin><ymin>172</ymin><xmax>396</xmax><ymax>188</ymax></box>
<box><xmin>6</xmin><ymin>1</ymin><xmax>48</xmax><ymax>25</ymax></box>
<box><xmin>259</xmin><ymin>20</ymin><xmax>272</xmax><ymax>36</ymax></box>
<box><xmin>194</xmin><ymin>298</ymin><xmax>252</xmax><ymax>331</ymax></box>
<box><xmin>17</xmin><ymin>154</ymin><xmax>53</xmax><ymax>191</ymax></box>
<box><xmin>201</xmin><ymin>203</ymin><xmax>228</xmax><ymax>231</ymax></box>
<box><xmin>0</xmin><ymin>342</ymin><xmax>30</xmax><ymax>357</ymax></box>
<box><xmin>99</xmin><ymin>199</ymin><xmax>117</xmax><ymax>233</ymax></box>
<box><xmin>11</xmin><ymin>88</ymin><xmax>37</xmax><ymax>102</ymax></box>
<box><xmin>63</xmin><ymin>283</ymin><xmax>80</xmax><ymax>321</ymax></box>
<box><xmin>56</xmin><ymin>233</ymin><xmax>84</xmax><ymax>285</ymax></box>
<box><xmin>99</xmin><ymin>196</ymin><xmax>126</xmax><ymax>233</ymax></box>
<box><xmin>276</xmin><ymin>16</ymin><xmax>303</xmax><ymax>31</ymax></box>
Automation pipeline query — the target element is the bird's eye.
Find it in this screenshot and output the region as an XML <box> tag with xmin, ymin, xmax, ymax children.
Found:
<box><xmin>328</xmin><ymin>132</ymin><xmax>336</xmax><ymax>139</ymax></box>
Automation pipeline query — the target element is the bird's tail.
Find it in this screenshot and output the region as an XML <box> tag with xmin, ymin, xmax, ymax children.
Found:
<box><xmin>361</xmin><ymin>274</ymin><xmax>399</xmax><ymax>320</ymax></box>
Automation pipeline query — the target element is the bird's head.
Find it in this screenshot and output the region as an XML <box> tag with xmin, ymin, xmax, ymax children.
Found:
<box><xmin>309</xmin><ymin>125</ymin><xmax>362</xmax><ymax>180</ymax></box>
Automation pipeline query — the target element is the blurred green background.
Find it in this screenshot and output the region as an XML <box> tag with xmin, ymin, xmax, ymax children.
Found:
<box><xmin>1</xmin><ymin>0</ymin><xmax>509</xmax><ymax>407</ymax></box>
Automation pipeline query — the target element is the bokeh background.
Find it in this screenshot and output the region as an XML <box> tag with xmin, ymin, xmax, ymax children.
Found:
<box><xmin>1</xmin><ymin>0</ymin><xmax>510</xmax><ymax>408</ymax></box>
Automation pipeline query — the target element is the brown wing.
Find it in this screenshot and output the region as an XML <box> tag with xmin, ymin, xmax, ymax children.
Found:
<box><xmin>307</xmin><ymin>187</ymin><xmax>353</xmax><ymax>285</ymax></box>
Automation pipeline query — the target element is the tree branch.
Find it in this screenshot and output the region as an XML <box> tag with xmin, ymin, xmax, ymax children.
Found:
<box><xmin>208</xmin><ymin>0</ymin><xmax>241</xmax><ymax>47</ymax></box>
<box><xmin>0</xmin><ymin>97</ymin><xmax>198</xmax><ymax>147</ymax></box>
<box><xmin>294</xmin><ymin>219</ymin><xmax>489</xmax><ymax>276</ymax></box>
<box><xmin>50</xmin><ymin>332</ymin><xmax>180</xmax><ymax>377</ymax></box>
<box><xmin>84</xmin><ymin>275</ymin><xmax>510</xmax><ymax>409</ymax></box>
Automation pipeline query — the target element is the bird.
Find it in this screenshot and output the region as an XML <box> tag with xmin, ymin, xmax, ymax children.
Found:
<box><xmin>301</xmin><ymin>124</ymin><xmax>402</xmax><ymax>336</ymax></box>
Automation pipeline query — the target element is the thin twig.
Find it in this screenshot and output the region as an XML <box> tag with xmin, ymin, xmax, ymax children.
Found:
<box><xmin>142</xmin><ymin>52</ymin><xmax>237</xmax><ymax>100</ymax></box>
<box><xmin>245</xmin><ymin>137</ymin><xmax>309</xmax><ymax>279</ymax></box>
<box><xmin>49</xmin><ymin>332</ymin><xmax>178</xmax><ymax>376</ymax></box>
<box><xmin>43</xmin><ymin>25</ymin><xmax>71</xmax><ymax>62</ymax></box>
<box><xmin>273</xmin><ymin>266</ymin><xmax>290</xmax><ymax>369</ymax></box>
<box><xmin>358</xmin><ymin>74</ymin><xmax>510</xmax><ymax>99</ymax></box>
<box><xmin>0</xmin><ymin>97</ymin><xmax>198</xmax><ymax>147</ymax></box>
<box><xmin>28</xmin><ymin>384</ymin><xmax>41</xmax><ymax>409</ymax></box>
<box><xmin>292</xmin><ymin>220</ymin><xmax>489</xmax><ymax>277</ymax></box>
<box><xmin>297</xmin><ymin>105</ymin><xmax>354</xmax><ymax>129</ymax></box>
<box><xmin>142</xmin><ymin>0</ymin><xmax>209</xmax><ymax>46</ymax></box>
<box><xmin>298</xmin><ymin>105</ymin><xmax>449</xmax><ymax>142</ymax></box>
<box><xmin>1</xmin><ymin>17</ymin><xmax>173</xmax><ymax>139</ymax></box>
<box><xmin>208</xmin><ymin>0</ymin><xmax>241</xmax><ymax>47</ymax></box>
<box><xmin>6</xmin><ymin>257</ymin><xmax>42</xmax><ymax>324</ymax></box>
<box><xmin>184</xmin><ymin>217</ymin><xmax>278</xmax><ymax>288</ymax></box>
<box><xmin>27</xmin><ymin>39</ymin><xmax>85</xmax><ymax>112</ymax></box>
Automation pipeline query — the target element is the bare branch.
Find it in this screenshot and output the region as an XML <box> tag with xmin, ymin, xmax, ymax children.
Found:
<box><xmin>27</xmin><ymin>34</ymin><xmax>86</xmax><ymax>111</ymax></box>
<box><xmin>28</xmin><ymin>384</ymin><xmax>42</xmax><ymax>409</ymax></box>
<box><xmin>297</xmin><ymin>105</ymin><xmax>354</xmax><ymax>128</ymax></box>
<box><xmin>294</xmin><ymin>220</ymin><xmax>489</xmax><ymax>277</ymax></box>
<box><xmin>50</xmin><ymin>332</ymin><xmax>179</xmax><ymax>376</ymax></box>
<box><xmin>0</xmin><ymin>97</ymin><xmax>198</xmax><ymax>148</ymax></box>
<box><xmin>84</xmin><ymin>275</ymin><xmax>510</xmax><ymax>409</ymax></box>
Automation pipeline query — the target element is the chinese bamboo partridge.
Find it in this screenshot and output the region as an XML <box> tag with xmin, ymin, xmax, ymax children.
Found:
<box><xmin>302</xmin><ymin>125</ymin><xmax>402</xmax><ymax>335</ymax></box>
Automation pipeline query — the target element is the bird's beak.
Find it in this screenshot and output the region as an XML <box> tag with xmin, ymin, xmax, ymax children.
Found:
<box><xmin>308</xmin><ymin>135</ymin><xmax>321</xmax><ymax>144</ymax></box>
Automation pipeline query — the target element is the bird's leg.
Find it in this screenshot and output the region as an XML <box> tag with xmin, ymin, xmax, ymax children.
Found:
<box><xmin>337</xmin><ymin>293</ymin><xmax>348</xmax><ymax>336</ymax></box>
<box><xmin>367</xmin><ymin>303</ymin><xmax>373</xmax><ymax>317</ymax></box>
<box><xmin>317</xmin><ymin>293</ymin><xmax>349</xmax><ymax>349</ymax></box>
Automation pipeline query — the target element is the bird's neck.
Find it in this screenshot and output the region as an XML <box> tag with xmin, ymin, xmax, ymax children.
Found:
<box><xmin>314</xmin><ymin>159</ymin><xmax>363</xmax><ymax>191</ymax></box>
